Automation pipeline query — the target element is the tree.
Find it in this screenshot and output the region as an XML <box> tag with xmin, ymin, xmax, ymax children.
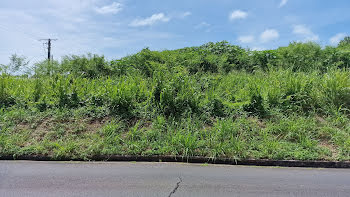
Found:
<box><xmin>0</xmin><ymin>54</ymin><xmax>29</xmax><ymax>75</ymax></box>
<box><xmin>338</xmin><ymin>36</ymin><xmax>350</xmax><ymax>48</ymax></box>
<box><xmin>33</xmin><ymin>59</ymin><xmax>60</xmax><ymax>76</ymax></box>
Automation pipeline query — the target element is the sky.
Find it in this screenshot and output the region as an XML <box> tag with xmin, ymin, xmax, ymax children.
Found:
<box><xmin>0</xmin><ymin>0</ymin><xmax>349</xmax><ymax>65</ymax></box>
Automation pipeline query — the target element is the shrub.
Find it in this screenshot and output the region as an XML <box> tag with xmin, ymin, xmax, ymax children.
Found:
<box><xmin>152</xmin><ymin>71</ymin><xmax>201</xmax><ymax>117</ymax></box>
<box><xmin>0</xmin><ymin>76</ymin><xmax>15</xmax><ymax>108</ymax></box>
<box><xmin>60</xmin><ymin>54</ymin><xmax>110</xmax><ymax>78</ymax></box>
<box><xmin>276</xmin><ymin>42</ymin><xmax>323</xmax><ymax>71</ymax></box>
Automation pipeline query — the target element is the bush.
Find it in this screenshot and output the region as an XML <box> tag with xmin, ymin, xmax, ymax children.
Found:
<box><xmin>0</xmin><ymin>76</ymin><xmax>15</xmax><ymax>108</ymax></box>
<box><xmin>276</xmin><ymin>42</ymin><xmax>323</xmax><ymax>71</ymax></box>
<box><xmin>323</xmin><ymin>46</ymin><xmax>350</xmax><ymax>69</ymax></box>
<box><xmin>108</xmin><ymin>76</ymin><xmax>148</xmax><ymax>118</ymax></box>
<box><xmin>152</xmin><ymin>71</ymin><xmax>201</xmax><ymax>117</ymax></box>
<box><xmin>60</xmin><ymin>54</ymin><xmax>110</xmax><ymax>78</ymax></box>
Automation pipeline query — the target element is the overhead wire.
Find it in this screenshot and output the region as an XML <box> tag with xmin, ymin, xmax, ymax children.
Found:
<box><xmin>0</xmin><ymin>23</ymin><xmax>46</xmax><ymax>64</ymax></box>
<box><xmin>0</xmin><ymin>23</ymin><xmax>40</xmax><ymax>42</ymax></box>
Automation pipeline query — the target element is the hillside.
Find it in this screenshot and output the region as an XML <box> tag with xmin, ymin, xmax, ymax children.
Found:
<box><xmin>1</xmin><ymin>41</ymin><xmax>350</xmax><ymax>161</ymax></box>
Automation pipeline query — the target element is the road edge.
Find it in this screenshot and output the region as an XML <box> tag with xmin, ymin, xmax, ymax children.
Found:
<box><xmin>1</xmin><ymin>155</ymin><xmax>350</xmax><ymax>168</ymax></box>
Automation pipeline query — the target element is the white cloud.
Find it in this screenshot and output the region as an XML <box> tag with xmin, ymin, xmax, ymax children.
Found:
<box><xmin>329</xmin><ymin>33</ymin><xmax>347</xmax><ymax>45</ymax></box>
<box><xmin>0</xmin><ymin>2</ymin><xmax>175</xmax><ymax>66</ymax></box>
<box><xmin>293</xmin><ymin>25</ymin><xmax>319</xmax><ymax>42</ymax></box>
<box><xmin>229</xmin><ymin>10</ymin><xmax>248</xmax><ymax>21</ymax></box>
<box><xmin>238</xmin><ymin>35</ymin><xmax>255</xmax><ymax>44</ymax></box>
<box><xmin>195</xmin><ymin>22</ymin><xmax>210</xmax><ymax>29</ymax></box>
<box><xmin>195</xmin><ymin>22</ymin><xmax>211</xmax><ymax>32</ymax></box>
<box><xmin>130</xmin><ymin>13</ymin><xmax>170</xmax><ymax>27</ymax></box>
<box><xmin>95</xmin><ymin>2</ymin><xmax>123</xmax><ymax>14</ymax></box>
<box><xmin>279</xmin><ymin>0</ymin><xmax>288</xmax><ymax>8</ymax></box>
<box><xmin>181</xmin><ymin>11</ymin><xmax>192</xmax><ymax>18</ymax></box>
<box><xmin>44</xmin><ymin>0</ymin><xmax>99</xmax><ymax>20</ymax></box>
<box><xmin>170</xmin><ymin>11</ymin><xmax>191</xmax><ymax>19</ymax></box>
<box><xmin>260</xmin><ymin>29</ymin><xmax>279</xmax><ymax>43</ymax></box>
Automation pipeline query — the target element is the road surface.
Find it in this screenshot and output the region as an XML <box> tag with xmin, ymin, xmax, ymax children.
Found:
<box><xmin>0</xmin><ymin>161</ymin><xmax>349</xmax><ymax>197</ymax></box>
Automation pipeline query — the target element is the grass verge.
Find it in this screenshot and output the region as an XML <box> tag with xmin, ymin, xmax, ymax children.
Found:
<box><xmin>1</xmin><ymin>107</ymin><xmax>349</xmax><ymax>161</ymax></box>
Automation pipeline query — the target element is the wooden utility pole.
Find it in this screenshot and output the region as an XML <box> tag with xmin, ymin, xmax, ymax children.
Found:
<box><xmin>39</xmin><ymin>39</ymin><xmax>58</xmax><ymax>61</ymax></box>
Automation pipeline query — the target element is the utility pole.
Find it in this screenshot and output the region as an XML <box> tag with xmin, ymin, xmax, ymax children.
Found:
<box><xmin>39</xmin><ymin>38</ymin><xmax>58</xmax><ymax>61</ymax></box>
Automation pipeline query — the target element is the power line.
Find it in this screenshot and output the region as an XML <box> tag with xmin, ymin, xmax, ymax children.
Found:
<box><xmin>0</xmin><ymin>24</ymin><xmax>60</xmax><ymax>65</ymax></box>
<box><xmin>0</xmin><ymin>24</ymin><xmax>45</xmax><ymax>58</ymax></box>
<box><xmin>0</xmin><ymin>23</ymin><xmax>39</xmax><ymax>42</ymax></box>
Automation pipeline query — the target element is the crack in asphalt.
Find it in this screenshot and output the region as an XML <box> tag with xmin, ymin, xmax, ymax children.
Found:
<box><xmin>168</xmin><ymin>177</ymin><xmax>182</xmax><ymax>197</ymax></box>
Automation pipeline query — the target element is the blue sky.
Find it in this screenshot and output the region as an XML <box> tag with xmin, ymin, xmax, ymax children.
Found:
<box><xmin>0</xmin><ymin>0</ymin><xmax>349</xmax><ymax>64</ymax></box>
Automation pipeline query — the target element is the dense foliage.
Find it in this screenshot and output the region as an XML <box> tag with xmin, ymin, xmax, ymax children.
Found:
<box><xmin>1</xmin><ymin>39</ymin><xmax>350</xmax><ymax>161</ymax></box>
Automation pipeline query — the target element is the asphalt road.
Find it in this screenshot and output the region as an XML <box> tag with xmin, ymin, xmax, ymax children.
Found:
<box><xmin>0</xmin><ymin>161</ymin><xmax>349</xmax><ymax>197</ymax></box>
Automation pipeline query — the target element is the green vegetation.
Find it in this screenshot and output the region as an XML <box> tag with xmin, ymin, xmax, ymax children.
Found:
<box><xmin>1</xmin><ymin>38</ymin><xmax>350</xmax><ymax>161</ymax></box>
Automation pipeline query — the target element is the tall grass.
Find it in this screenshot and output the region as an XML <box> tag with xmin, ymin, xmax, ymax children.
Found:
<box><xmin>1</xmin><ymin>41</ymin><xmax>350</xmax><ymax>161</ymax></box>
<box><xmin>1</xmin><ymin>67</ymin><xmax>349</xmax><ymax>120</ymax></box>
